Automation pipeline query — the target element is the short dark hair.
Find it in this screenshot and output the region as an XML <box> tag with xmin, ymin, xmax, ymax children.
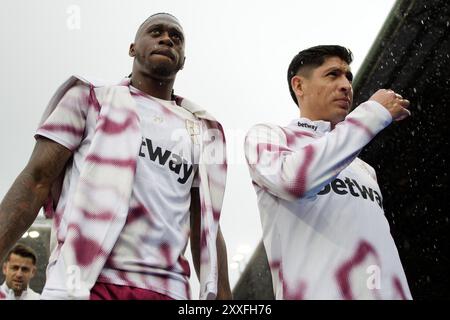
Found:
<box><xmin>5</xmin><ymin>244</ymin><xmax>37</xmax><ymax>265</ymax></box>
<box><xmin>135</xmin><ymin>12</ymin><xmax>182</xmax><ymax>40</ymax></box>
<box><xmin>287</xmin><ymin>45</ymin><xmax>353</xmax><ymax>105</ymax></box>
<box><xmin>148</xmin><ymin>12</ymin><xmax>180</xmax><ymax>21</ymax></box>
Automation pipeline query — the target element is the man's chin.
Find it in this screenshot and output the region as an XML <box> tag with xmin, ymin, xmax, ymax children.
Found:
<box><xmin>12</xmin><ymin>283</ymin><xmax>23</xmax><ymax>290</ymax></box>
<box><xmin>330</xmin><ymin>113</ymin><xmax>348</xmax><ymax>126</ymax></box>
<box><xmin>153</xmin><ymin>66</ymin><xmax>173</xmax><ymax>77</ymax></box>
<box><xmin>137</xmin><ymin>55</ymin><xmax>179</xmax><ymax>79</ymax></box>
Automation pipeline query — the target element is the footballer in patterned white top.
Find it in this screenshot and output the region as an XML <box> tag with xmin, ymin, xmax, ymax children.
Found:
<box><xmin>35</xmin><ymin>84</ymin><xmax>200</xmax><ymax>299</ymax></box>
<box><xmin>244</xmin><ymin>45</ymin><xmax>412</xmax><ymax>299</ymax></box>
<box><xmin>0</xmin><ymin>13</ymin><xmax>232</xmax><ymax>300</ymax></box>
<box><xmin>98</xmin><ymin>86</ymin><xmax>201</xmax><ymax>299</ymax></box>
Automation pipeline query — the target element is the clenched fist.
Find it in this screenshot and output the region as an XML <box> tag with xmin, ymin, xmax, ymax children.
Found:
<box><xmin>369</xmin><ymin>89</ymin><xmax>411</xmax><ymax>121</ymax></box>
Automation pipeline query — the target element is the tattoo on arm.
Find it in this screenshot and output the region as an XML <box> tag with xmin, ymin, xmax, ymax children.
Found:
<box><xmin>0</xmin><ymin>138</ymin><xmax>72</xmax><ymax>260</ymax></box>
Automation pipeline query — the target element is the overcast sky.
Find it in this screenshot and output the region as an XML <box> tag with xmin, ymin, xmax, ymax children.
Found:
<box><xmin>0</xmin><ymin>0</ymin><xmax>395</xmax><ymax>297</ymax></box>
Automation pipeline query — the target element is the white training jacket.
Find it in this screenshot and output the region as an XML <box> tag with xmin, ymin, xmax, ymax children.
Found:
<box><xmin>244</xmin><ymin>100</ymin><xmax>412</xmax><ymax>300</ymax></box>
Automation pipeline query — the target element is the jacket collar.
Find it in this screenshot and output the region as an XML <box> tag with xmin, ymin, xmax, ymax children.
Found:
<box><xmin>1</xmin><ymin>281</ymin><xmax>29</xmax><ymax>299</ymax></box>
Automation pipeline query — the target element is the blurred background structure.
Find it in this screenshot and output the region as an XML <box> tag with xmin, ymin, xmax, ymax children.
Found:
<box><xmin>233</xmin><ymin>0</ymin><xmax>450</xmax><ymax>299</ymax></box>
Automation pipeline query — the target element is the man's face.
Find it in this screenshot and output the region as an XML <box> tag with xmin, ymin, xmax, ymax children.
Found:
<box><xmin>297</xmin><ymin>56</ymin><xmax>353</xmax><ymax>126</ymax></box>
<box><xmin>130</xmin><ymin>14</ymin><xmax>185</xmax><ymax>79</ymax></box>
<box><xmin>2</xmin><ymin>254</ymin><xmax>36</xmax><ymax>295</ymax></box>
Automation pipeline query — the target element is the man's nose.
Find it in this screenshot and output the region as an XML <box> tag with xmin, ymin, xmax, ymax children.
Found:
<box><xmin>339</xmin><ymin>77</ymin><xmax>352</xmax><ymax>94</ymax></box>
<box><xmin>159</xmin><ymin>32</ymin><xmax>174</xmax><ymax>47</ymax></box>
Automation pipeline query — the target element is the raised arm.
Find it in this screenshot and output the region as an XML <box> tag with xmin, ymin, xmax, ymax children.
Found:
<box><xmin>0</xmin><ymin>137</ymin><xmax>72</xmax><ymax>260</ymax></box>
<box><xmin>244</xmin><ymin>90</ymin><xmax>410</xmax><ymax>201</ymax></box>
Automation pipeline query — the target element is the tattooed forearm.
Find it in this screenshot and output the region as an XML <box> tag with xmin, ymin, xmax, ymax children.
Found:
<box><xmin>0</xmin><ymin>138</ymin><xmax>72</xmax><ymax>260</ymax></box>
<box><xmin>0</xmin><ymin>169</ymin><xmax>48</xmax><ymax>260</ymax></box>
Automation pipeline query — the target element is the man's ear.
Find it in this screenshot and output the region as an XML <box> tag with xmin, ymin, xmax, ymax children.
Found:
<box><xmin>129</xmin><ymin>43</ymin><xmax>136</xmax><ymax>57</ymax></box>
<box><xmin>30</xmin><ymin>266</ymin><xmax>36</xmax><ymax>278</ymax></box>
<box><xmin>2</xmin><ymin>262</ymin><xmax>7</xmax><ymax>276</ymax></box>
<box><xmin>291</xmin><ymin>75</ymin><xmax>305</xmax><ymax>98</ymax></box>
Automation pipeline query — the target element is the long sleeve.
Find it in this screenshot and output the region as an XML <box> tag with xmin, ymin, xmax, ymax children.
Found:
<box><xmin>244</xmin><ymin>100</ymin><xmax>392</xmax><ymax>201</ymax></box>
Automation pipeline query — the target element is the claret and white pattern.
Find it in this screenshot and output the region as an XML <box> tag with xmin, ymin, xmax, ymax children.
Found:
<box><xmin>36</xmin><ymin>76</ymin><xmax>227</xmax><ymax>300</ymax></box>
<box><xmin>244</xmin><ymin>100</ymin><xmax>412</xmax><ymax>299</ymax></box>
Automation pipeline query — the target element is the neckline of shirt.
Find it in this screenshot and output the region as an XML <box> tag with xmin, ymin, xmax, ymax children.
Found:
<box><xmin>1</xmin><ymin>281</ymin><xmax>30</xmax><ymax>298</ymax></box>
<box><xmin>129</xmin><ymin>85</ymin><xmax>177</xmax><ymax>106</ymax></box>
<box><xmin>289</xmin><ymin>117</ymin><xmax>331</xmax><ymax>133</ymax></box>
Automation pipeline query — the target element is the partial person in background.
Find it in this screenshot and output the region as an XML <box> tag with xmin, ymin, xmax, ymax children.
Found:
<box><xmin>244</xmin><ymin>45</ymin><xmax>412</xmax><ymax>299</ymax></box>
<box><xmin>0</xmin><ymin>13</ymin><xmax>231</xmax><ymax>300</ymax></box>
<box><xmin>1</xmin><ymin>244</ymin><xmax>40</xmax><ymax>300</ymax></box>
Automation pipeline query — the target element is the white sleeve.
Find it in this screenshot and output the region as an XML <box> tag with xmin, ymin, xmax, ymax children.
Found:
<box><xmin>35</xmin><ymin>83</ymin><xmax>91</xmax><ymax>151</ymax></box>
<box><xmin>244</xmin><ymin>100</ymin><xmax>392</xmax><ymax>201</ymax></box>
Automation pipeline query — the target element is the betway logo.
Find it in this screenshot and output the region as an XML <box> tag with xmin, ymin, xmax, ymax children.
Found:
<box><xmin>139</xmin><ymin>138</ymin><xmax>194</xmax><ymax>184</ymax></box>
<box><xmin>297</xmin><ymin>122</ymin><xmax>318</xmax><ymax>131</ymax></box>
<box><xmin>318</xmin><ymin>177</ymin><xmax>383</xmax><ymax>208</ymax></box>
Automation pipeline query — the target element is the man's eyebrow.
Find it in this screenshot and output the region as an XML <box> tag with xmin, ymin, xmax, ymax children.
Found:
<box><xmin>323</xmin><ymin>66</ymin><xmax>346</xmax><ymax>73</ymax></box>
<box><xmin>146</xmin><ymin>23</ymin><xmax>183</xmax><ymax>34</ymax></box>
<box><xmin>323</xmin><ymin>66</ymin><xmax>353</xmax><ymax>79</ymax></box>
